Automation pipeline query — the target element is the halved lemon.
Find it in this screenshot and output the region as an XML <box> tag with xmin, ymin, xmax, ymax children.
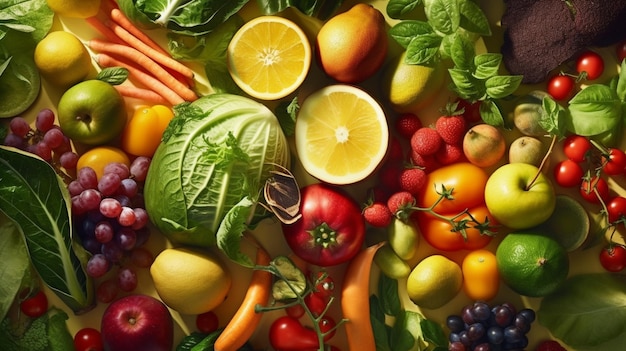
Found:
<box><xmin>227</xmin><ymin>16</ymin><xmax>311</xmax><ymax>100</ymax></box>
<box><xmin>295</xmin><ymin>84</ymin><xmax>389</xmax><ymax>185</ymax></box>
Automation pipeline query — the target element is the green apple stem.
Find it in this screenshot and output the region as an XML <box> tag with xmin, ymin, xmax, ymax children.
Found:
<box><xmin>526</xmin><ymin>134</ymin><xmax>557</xmax><ymax>190</ymax></box>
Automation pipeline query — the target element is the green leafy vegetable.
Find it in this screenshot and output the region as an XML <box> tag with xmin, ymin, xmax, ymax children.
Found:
<box><xmin>0</xmin><ymin>0</ymin><xmax>53</xmax><ymax>42</ymax></box>
<box><xmin>567</xmin><ymin>84</ymin><xmax>622</xmax><ymax>136</ymax></box>
<box><xmin>143</xmin><ymin>94</ymin><xmax>290</xmax><ymax>266</ymax></box>
<box><xmin>256</xmin><ymin>0</ymin><xmax>344</xmax><ymax>20</ymax></box>
<box><xmin>0</xmin><ymin>147</ymin><xmax>94</xmax><ymax>314</ymax></box>
<box><xmin>0</xmin><ymin>308</ymin><xmax>74</xmax><ymax>351</ymax></box>
<box><xmin>538</xmin><ymin>273</ymin><xmax>626</xmax><ymax>350</ymax></box>
<box><xmin>0</xmin><ymin>215</ymin><xmax>30</xmax><ymax>321</ymax></box>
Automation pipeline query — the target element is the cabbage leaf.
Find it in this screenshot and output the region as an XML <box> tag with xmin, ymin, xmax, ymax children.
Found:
<box><xmin>144</xmin><ymin>94</ymin><xmax>290</xmax><ymax>266</ymax></box>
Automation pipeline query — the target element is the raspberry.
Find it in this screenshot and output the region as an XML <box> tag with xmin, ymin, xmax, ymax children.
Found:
<box><xmin>399</xmin><ymin>167</ymin><xmax>427</xmax><ymax>195</ymax></box>
<box><xmin>411</xmin><ymin>127</ymin><xmax>443</xmax><ymax>156</ymax></box>
<box><xmin>362</xmin><ymin>202</ymin><xmax>393</xmax><ymax>227</ymax></box>
<box><xmin>395</xmin><ymin>113</ymin><xmax>422</xmax><ymax>139</ymax></box>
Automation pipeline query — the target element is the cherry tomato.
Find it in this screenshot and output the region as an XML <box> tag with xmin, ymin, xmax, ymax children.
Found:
<box><xmin>285</xmin><ymin>303</ymin><xmax>306</xmax><ymax>319</ymax></box>
<box><xmin>73</xmin><ymin>327</ymin><xmax>103</xmax><ymax>351</ymax></box>
<box><xmin>562</xmin><ymin>134</ymin><xmax>591</xmax><ymax>163</ymax></box>
<box><xmin>547</xmin><ymin>74</ymin><xmax>575</xmax><ymax>101</ymax></box>
<box><xmin>196</xmin><ymin>311</ymin><xmax>219</xmax><ymax>334</ymax></box>
<box><xmin>553</xmin><ymin>159</ymin><xmax>584</xmax><ymax>188</ymax></box>
<box><xmin>281</xmin><ymin>183</ymin><xmax>365</xmax><ymax>267</ymax></box>
<box><xmin>20</xmin><ymin>290</ymin><xmax>48</xmax><ymax>318</ymax></box>
<box><xmin>579</xmin><ymin>176</ymin><xmax>610</xmax><ymax>204</ymax></box>
<box><xmin>607</xmin><ymin>196</ymin><xmax>626</xmax><ymax>224</ymax></box>
<box><xmin>599</xmin><ymin>245</ymin><xmax>626</xmax><ymax>272</ymax></box>
<box><xmin>319</xmin><ymin>315</ymin><xmax>337</xmax><ymax>341</ymax></box>
<box><xmin>304</xmin><ymin>292</ymin><xmax>327</xmax><ymax>317</ymax></box>
<box><xmin>461</xmin><ymin>249</ymin><xmax>500</xmax><ymax>301</ymax></box>
<box><xmin>576</xmin><ymin>50</ymin><xmax>605</xmax><ymax>81</ymax></box>
<box><xmin>269</xmin><ymin>316</ymin><xmax>319</xmax><ymax>351</ymax></box>
<box><xmin>602</xmin><ymin>148</ymin><xmax>626</xmax><ymax>175</ymax></box>
<box><xmin>311</xmin><ymin>271</ymin><xmax>335</xmax><ymax>299</ymax></box>
<box><xmin>616</xmin><ymin>40</ymin><xmax>626</xmax><ymax>63</ymax></box>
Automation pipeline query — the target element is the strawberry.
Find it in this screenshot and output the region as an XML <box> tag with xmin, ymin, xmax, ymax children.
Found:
<box><xmin>395</xmin><ymin>113</ymin><xmax>422</xmax><ymax>139</ymax></box>
<box><xmin>387</xmin><ymin>136</ymin><xmax>404</xmax><ymax>161</ymax></box>
<box><xmin>386</xmin><ymin>191</ymin><xmax>416</xmax><ymax>219</ymax></box>
<box><xmin>362</xmin><ymin>202</ymin><xmax>393</xmax><ymax>227</ymax></box>
<box><xmin>377</xmin><ymin>162</ymin><xmax>402</xmax><ymax>193</ymax></box>
<box><xmin>456</xmin><ymin>98</ymin><xmax>482</xmax><ymax>123</ymax></box>
<box><xmin>435</xmin><ymin>102</ymin><xmax>467</xmax><ymax>145</ymax></box>
<box><xmin>535</xmin><ymin>340</ymin><xmax>566</xmax><ymax>351</ymax></box>
<box><xmin>410</xmin><ymin>151</ymin><xmax>440</xmax><ymax>173</ymax></box>
<box><xmin>410</xmin><ymin>127</ymin><xmax>442</xmax><ymax>156</ymax></box>
<box><xmin>399</xmin><ymin>167</ymin><xmax>427</xmax><ymax>195</ymax></box>
<box><xmin>435</xmin><ymin>143</ymin><xmax>464</xmax><ymax>165</ymax></box>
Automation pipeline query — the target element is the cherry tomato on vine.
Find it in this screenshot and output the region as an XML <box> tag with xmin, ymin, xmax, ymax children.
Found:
<box><xmin>579</xmin><ymin>176</ymin><xmax>610</xmax><ymax>204</ymax></box>
<box><xmin>553</xmin><ymin>159</ymin><xmax>584</xmax><ymax>188</ymax></box>
<box><xmin>602</xmin><ymin>148</ymin><xmax>626</xmax><ymax>175</ymax></box>
<box><xmin>304</xmin><ymin>292</ymin><xmax>328</xmax><ymax>318</ymax></box>
<box><xmin>607</xmin><ymin>196</ymin><xmax>626</xmax><ymax>224</ymax></box>
<box><xmin>285</xmin><ymin>303</ymin><xmax>305</xmax><ymax>319</ymax></box>
<box><xmin>319</xmin><ymin>315</ymin><xmax>337</xmax><ymax>341</ymax></box>
<box><xmin>547</xmin><ymin>74</ymin><xmax>575</xmax><ymax>101</ymax></box>
<box><xmin>312</xmin><ymin>271</ymin><xmax>335</xmax><ymax>299</ymax></box>
<box><xmin>196</xmin><ymin>311</ymin><xmax>219</xmax><ymax>334</ymax></box>
<box><xmin>576</xmin><ymin>50</ymin><xmax>605</xmax><ymax>81</ymax></box>
<box><xmin>562</xmin><ymin>134</ymin><xmax>592</xmax><ymax>163</ymax></box>
<box><xmin>269</xmin><ymin>316</ymin><xmax>319</xmax><ymax>351</ymax></box>
<box><xmin>20</xmin><ymin>290</ymin><xmax>48</xmax><ymax>318</ymax></box>
<box><xmin>599</xmin><ymin>245</ymin><xmax>626</xmax><ymax>272</ymax></box>
<box><xmin>73</xmin><ymin>327</ymin><xmax>103</xmax><ymax>351</ymax></box>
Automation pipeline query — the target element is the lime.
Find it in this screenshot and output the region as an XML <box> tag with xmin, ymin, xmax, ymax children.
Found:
<box><xmin>0</xmin><ymin>55</ymin><xmax>41</xmax><ymax>118</ymax></box>
<box><xmin>537</xmin><ymin>194</ymin><xmax>589</xmax><ymax>251</ymax></box>
<box><xmin>406</xmin><ymin>254</ymin><xmax>463</xmax><ymax>309</ymax></box>
<box><xmin>496</xmin><ymin>231</ymin><xmax>569</xmax><ymax>297</ymax></box>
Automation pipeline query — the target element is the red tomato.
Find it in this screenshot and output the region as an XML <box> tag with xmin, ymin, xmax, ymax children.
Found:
<box><xmin>269</xmin><ymin>316</ymin><xmax>319</xmax><ymax>351</ymax></box>
<box><xmin>304</xmin><ymin>292</ymin><xmax>327</xmax><ymax>318</ymax></box>
<box><xmin>579</xmin><ymin>176</ymin><xmax>610</xmax><ymax>204</ymax></box>
<box><xmin>562</xmin><ymin>134</ymin><xmax>591</xmax><ymax>163</ymax></box>
<box><xmin>607</xmin><ymin>196</ymin><xmax>626</xmax><ymax>224</ymax></box>
<box><xmin>455</xmin><ymin>98</ymin><xmax>482</xmax><ymax>123</ymax></box>
<box><xmin>20</xmin><ymin>290</ymin><xmax>48</xmax><ymax>318</ymax></box>
<box><xmin>576</xmin><ymin>50</ymin><xmax>605</xmax><ymax>81</ymax></box>
<box><xmin>599</xmin><ymin>245</ymin><xmax>626</xmax><ymax>272</ymax></box>
<box><xmin>602</xmin><ymin>148</ymin><xmax>626</xmax><ymax>175</ymax></box>
<box><xmin>547</xmin><ymin>74</ymin><xmax>575</xmax><ymax>101</ymax></box>
<box><xmin>196</xmin><ymin>311</ymin><xmax>219</xmax><ymax>334</ymax></box>
<box><xmin>553</xmin><ymin>159</ymin><xmax>584</xmax><ymax>188</ymax></box>
<box><xmin>281</xmin><ymin>183</ymin><xmax>365</xmax><ymax>266</ymax></box>
<box><xmin>617</xmin><ymin>40</ymin><xmax>626</xmax><ymax>63</ymax></box>
<box><xmin>73</xmin><ymin>327</ymin><xmax>103</xmax><ymax>351</ymax></box>
<box><xmin>319</xmin><ymin>316</ymin><xmax>337</xmax><ymax>341</ymax></box>
<box><xmin>285</xmin><ymin>303</ymin><xmax>306</xmax><ymax>319</ymax></box>
<box><xmin>311</xmin><ymin>271</ymin><xmax>335</xmax><ymax>299</ymax></box>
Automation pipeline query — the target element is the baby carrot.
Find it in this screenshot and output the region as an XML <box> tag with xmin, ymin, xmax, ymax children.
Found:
<box><xmin>95</xmin><ymin>53</ymin><xmax>185</xmax><ymax>105</ymax></box>
<box><xmin>113</xmin><ymin>84</ymin><xmax>169</xmax><ymax>105</ymax></box>
<box><xmin>88</xmin><ymin>39</ymin><xmax>197</xmax><ymax>101</ymax></box>
<box><xmin>341</xmin><ymin>242</ymin><xmax>385</xmax><ymax>351</ymax></box>
<box><xmin>214</xmin><ymin>246</ymin><xmax>272</xmax><ymax>351</ymax></box>
<box><xmin>109</xmin><ymin>8</ymin><xmax>169</xmax><ymax>56</ymax></box>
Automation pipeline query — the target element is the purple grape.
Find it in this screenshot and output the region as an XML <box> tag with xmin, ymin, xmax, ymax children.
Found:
<box><xmin>104</xmin><ymin>162</ymin><xmax>130</xmax><ymax>179</ymax></box>
<box><xmin>86</xmin><ymin>253</ymin><xmax>110</xmax><ymax>278</ymax></box>
<box><xmin>3</xmin><ymin>133</ymin><xmax>25</xmax><ymax>148</ymax></box>
<box><xmin>117</xmin><ymin>178</ymin><xmax>138</xmax><ymax>198</ymax></box>
<box><xmin>113</xmin><ymin>194</ymin><xmax>132</xmax><ymax>208</ymax></box>
<box><xmin>116</xmin><ymin>227</ymin><xmax>137</xmax><ymax>250</ymax></box>
<box><xmin>94</xmin><ymin>221</ymin><xmax>114</xmax><ymax>243</ymax></box>
<box><xmin>503</xmin><ymin>326</ymin><xmax>523</xmax><ymax>344</ymax></box>
<box><xmin>79</xmin><ymin>189</ymin><xmax>102</xmax><ymax>212</ymax></box>
<box><xmin>473</xmin><ymin>343</ymin><xmax>491</xmax><ymax>351</ymax></box>
<box><xmin>43</xmin><ymin>128</ymin><xmax>64</xmax><ymax>149</ymax></box>
<box><xmin>34</xmin><ymin>141</ymin><xmax>52</xmax><ymax>161</ymax></box>
<box><xmin>117</xmin><ymin>206</ymin><xmax>136</xmax><ymax>227</ymax></box>
<box><xmin>487</xmin><ymin>326</ymin><xmax>504</xmax><ymax>345</ymax></box>
<box><xmin>467</xmin><ymin>323</ymin><xmax>485</xmax><ymax>341</ymax></box>
<box><xmin>68</xmin><ymin>180</ymin><xmax>85</xmax><ymax>197</ymax></box>
<box><xmin>129</xmin><ymin>156</ymin><xmax>150</xmax><ymax>181</ymax></box>
<box><xmin>59</xmin><ymin>151</ymin><xmax>79</xmax><ymax>170</ymax></box>
<box><xmin>448</xmin><ymin>341</ymin><xmax>465</xmax><ymax>351</ymax></box>
<box><xmin>9</xmin><ymin>117</ymin><xmax>30</xmax><ymax>137</ymax></box>
<box><xmin>493</xmin><ymin>305</ymin><xmax>514</xmax><ymax>327</ymax></box>
<box><xmin>472</xmin><ymin>302</ymin><xmax>491</xmax><ymax>321</ymax></box>
<box><xmin>446</xmin><ymin>315</ymin><xmax>465</xmax><ymax>333</ymax></box>
<box><xmin>35</xmin><ymin>108</ymin><xmax>55</xmax><ymax>132</ymax></box>
<box><xmin>134</xmin><ymin>227</ymin><xmax>150</xmax><ymax>248</ymax></box>
<box><xmin>518</xmin><ymin>308</ymin><xmax>535</xmax><ymax>324</ymax></box>
<box><xmin>131</xmin><ymin>208</ymin><xmax>149</xmax><ymax>230</ymax></box>
<box><xmin>117</xmin><ymin>267</ymin><xmax>137</xmax><ymax>292</ymax></box>
<box><xmin>461</xmin><ymin>305</ymin><xmax>475</xmax><ymax>325</ymax></box>
<box><xmin>71</xmin><ymin>195</ymin><xmax>86</xmax><ymax>216</ymax></box>
<box><xmin>81</xmin><ymin>238</ymin><xmax>102</xmax><ymax>255</ymax></box>
<box><xmin>100</xmin><ymin>198</ymin><xmax>123</xmax><ymax>218</ymax></box>
<box><xmin>78</xmin><ymin>167</ymin><xmax>98</xmax><ymax>190</ymax></box>
<box><xmin>101</xmin><ymin>241</ymin><xmax>124</xmax><ymax>263</ymax></box>
<box><xmin>54</xmin><ymin>135</ymin><xmax>72</xmax><ymax>154</ymax></box>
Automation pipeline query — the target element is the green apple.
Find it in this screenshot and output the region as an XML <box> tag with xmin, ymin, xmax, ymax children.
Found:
<box><xmin>484</xmin><ymin>163</ymin><xmax>556</xmax><ymax>229</ymax></box>
<box><xmin>58</xmin><ymin>80</ymin><xmax>126</xmax><ymax>145</ymax></box>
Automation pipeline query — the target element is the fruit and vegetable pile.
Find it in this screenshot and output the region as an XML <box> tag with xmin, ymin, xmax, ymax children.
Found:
<box><xmin>4</xmin><ymin>0</ymin><xmax>626</xmax><ymax>351</ymax></box>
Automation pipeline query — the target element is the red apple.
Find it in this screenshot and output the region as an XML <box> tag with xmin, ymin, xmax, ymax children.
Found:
<box><xmin>101</xmin><ymin>294</ymin><xmax>173</xmax><ymax>351</ymax></box>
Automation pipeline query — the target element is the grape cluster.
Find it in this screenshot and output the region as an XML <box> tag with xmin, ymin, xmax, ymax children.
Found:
<box><xmin>446</xmin><ymin>301</ymin><xmax>536</xmax><ymax>351</ymax></box>
<box><xmin>69</xmin><ymin>157</ymin><xmax>153</xmax><ymax>301</ymax></box>
<box><xmin>2</xmin><ymin>109</ymin><xmax>79</xmax><ymax>171</ymax></box>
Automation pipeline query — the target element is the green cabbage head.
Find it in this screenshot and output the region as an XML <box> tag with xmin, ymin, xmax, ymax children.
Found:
<box><xmin>144</xmin><ymin>94</ymin><xmax>290</xmax><ymax>265</ymax></box>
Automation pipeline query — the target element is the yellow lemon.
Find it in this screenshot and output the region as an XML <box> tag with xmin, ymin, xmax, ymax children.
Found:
<box><xmin>295</xmin><ymin>84</ymin><xmax>389</xmax><ymax>185</ymax></box>
<box><xmin>227</xmin><ymin>16</ymin><xmax>311</xmax><ymax>100</ymax></box>
<box><xmin>46</xmin><ymin>0</ymin><xmax>101</xmax><ymax>19</ymax></box>
<box><xmin>77</xmin><ymin>146</ymin><xmax>131</xmax><ymax>180</ymax></box>
<box><xmin>406</xmin><ymin>255</ymin><xmax>463</xmax><ymax>309</ymax></box>
<box><xmin>34</xmin><ymin>31</ymin><xmax>91</xmax><ymax>88</ymax></box>
<box><xmin>150</xmin><ymin>248</ymin><xmax>232</xmax><ymax>315</ymax></box>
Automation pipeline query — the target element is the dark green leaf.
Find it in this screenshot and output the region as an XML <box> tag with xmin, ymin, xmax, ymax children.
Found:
<box><xmin>484</xmin><ymin>75</ymin><xmax>523</xmax><ymax>99</ymax></box>
<box><xmin>378</xmin><ymin>274</ymin><xmax>402</xmax><ymax>317</ymax></box>
<box><xmin>0</xmin><ymin>0</ymin><xmax>54</xmax><ymax>42</ymax></box>
<box><xmin>479</xmin><ymin>99</ymin><xmax>506</xmax><ymax>127</ymax></box>
<box><xmin>256</xmin><ymin>0</ymin><xmax>344</xmax><ymax>20</ymax></box>
<box><xmin>46</xmin><ymin>309</ymin><xmax>74</xmax><ymax>351</ymax></box>
<box><xmin>421</xmin><ymin>318</ymin><xmax>448</xmax><ymax>348</ymax></box>
<box><xmin>274</xmin><ymin>97</ymin><xmax>298</xmax><ymax>136</ymax></box>
<box><xmin>449</xmin><ymin>34</ymin><xmax>475</xmax><ymax>70</ymax></box>
<box><xmin>567</xmin><ymin>84</ymin><xmax>622</xmax><ymax>136</ymax></box>
<box><xmin>370</xmin><ymin>295</ymin><xmax>391</xmax><ymax>351</ymax></box>
<box><xmin>473</xmin><ymin>53</ymin><xmax>501</xmax><ymax>79</ymax></box>
<box><xmin>540</xmin><ymin>96</ymin><xmax>568</xmax><ymax>138</ymax></box>
<box><xmin>176</xmin><ymin>332</ymin><xmax>210</xmax><ymax>351</ymax></box>
<box><xmin>448</xmin><ymin>67</ymin><xmax>481</xmax><ymax>100</ymax></box>
<box><xmin>0</xmin><ymin>215</ymin><xmax>30</xmax><ymax>321</ymax></box>
<box><xmin>386</xmin><ymin>0</ymin><xmax>423</xmax><ymax>19</ymax></box>
<box><xmin>425</xmin><ymin>0</ymin><xmax>460</xmax><ymax>35</ymax></box>
<box><xmin>96</xmin><ymin>67</ymin><xmax>129</xmax><ymax>85</ymax></box>
<box><xmin>389</xmin><ymin>20</ymin><xmax>434</xmax><ymax>49</ymax></box>
<box><xmin>458</xmin><ymin>0</ymin><xmax>491</xmax><ymax>35</ymax></box>
<box><xmin>616</xmin><ymin>59</ymin><xmax>626</xmax><ymax>102</ymax></box>
<box><xmin>405</xmin><ymin>33</ymin><xmax>442</xmax><ymax>65</ymax></box>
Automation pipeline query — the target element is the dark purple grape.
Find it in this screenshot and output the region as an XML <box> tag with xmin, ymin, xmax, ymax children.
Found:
<box><xmin>98</xmin><ymin>172</ymin><xmax>122</xmax><ymax>196</ymax></box>
<box><xmin>467</xmin><ymin>323</ymin><xmax>485</xmax><ymax>341</ymax></box>
<box><xmin>518</xmin><ymin>308</ymin><xmax>535</xmax><ymax>324</ymax></box>
<box><xmin>118</xmin><ymin>178</ymin><xmax>138</xmax><ymax>198</ymax></box>
<box><xmin>78</xmin><ymin>167</ymin><xmax>98</xmax><ymax>190</ymax></box>
<box><xmin>101</xmin><ymin>241</ymin><xmax>124</xmax><ymax>263</ymax></box>
<box><xmin>134</xmin><ymin>227</ymin><xmax>150</xmax><ymax>248</ymax></box>
<box><xmin>94</xmin><ymin>221</ymin><xmax>114</xmax><ymax>243</ymax></box>
<box><xmin>473</xmin><ymin>342</ymin><xmax>491</xmax><ymax>351</ymax></box>
<box><xmin>449</xmin><ymin>332</ymin><xmax>461</xmax><ymax>343</ymax></box>
<box><xmin>79</xmin><ymin>218</ymin><xmax>96</xmax><ymax>240</ymax></box>
<box><xmin>447</xmin><ymin>315</ymin><xmax>465</xmax><ymax>333</ymax></box>
<box><xmin>117</xmin><ymin>267</ymin><xmax>137</xmax><ymax>292</ymax></box>
<box><xmin>494</xmin><ymin>305</ymin><xmax>514</xmax><ymax>327</ymax></box>
<box><xmin>449</xmin><ymin>341</ymin><xmax>466</xmax><ymax>351</ymax></box>
<box><xmin>86</xmin><ymin>253</ymin><xmax>110</xmax><ymax>278</ymax></box>
<box><xmin>116</xmin><ymin>227</ymin><xmax>137</xmax><ymax>251</ymax></box>
<box><xmin>487</xmin><ymin>326</ymin><xmax>504</xmax><ymax>345</ymax></box>
<box><xmin>54</xmin><ymin>135</ymin><xmax>72</xmax><ymax>155</ymax></box>
<box><xmin>503</xmin><ymin>326</ymin><xmax>523</xmax><ymax>344</ymax></box>
<box><xmin>131</xmin><ymin>208</ymin><xmax>149</xmax><ymax>230</ymax></box>
<box><xmin>81</xmin><ymin>238</ymin><xmax>102</xmax><ymax>255</ymax></box>
<box><xmin>9</xmin><ymin>117</ymin><xmax>31</xmax><ymax>137</ymax></box>
<box><xmin>500</xmin><ymin>302</ymin><xmax>517</xmax><ymax>316</ymax></box>
<box><xmin>472</xmin><ymin>302</ymin><xmax>491</xmax><ymax>321</ymax></box>
<box><xmin>461</xmin><ymin>305</ymin><xmax>475</xmax><ymax>324</ymax></box>
<box><xmin>113</xmin><ymin>194</ymin><xmax>132</xmax><ymax>208</ymax></box>
<box><xmin>459</xmin><ymin>330</ymin><xmax>471</xmax><ymax>346</ymax></box>
<box><xmin>34</xmin><ymin>141</ymin><xmax>52</xmax><ymax>161</ymax></box>
<box><xmin>513</xmin><ymin>314</ymin><xmax>530</xmax><ymax>334</ymax></box>
<box><xmin>4</xmin><ymin>133</ymin><xmax>25</xmax><ymax>148</ymax></box>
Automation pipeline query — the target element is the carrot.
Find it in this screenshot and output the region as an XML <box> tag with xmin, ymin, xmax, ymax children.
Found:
<box><xmin>85</xmin><ymin>16</ymin><xmax>125</xmax><ymax>45</ymax></box>
<box><xmin>107</xmin><ymin>20</ymin><xmax>195</xmax><ymax>81</ymax></box>
<box><xmin>113</xmin><ymin>84</ymin><xmax>169</xmax><ymax>105</ymax></box>
<box><xmin>109</xmin><ymin>8</ymin><xmax>170</xmax><ymax>56</ymax></box>
<box><xmin>213</xmin><ymin>246</ymin><xmax>272</xmax><ymax>351</ymax></box>
<box><xmin>341</xmin><ymin>243</ymin><xmax>385</xmax><ymax>351</ymax></box>
<box><xmin>95</xmin><ymin>53</ymin><xmax>185</xmax><ymax>105</ymax></box>
<box><xmin>88</xmin><ymin>39</ymin><xmax>197</xmax><ymax>101</ymax></box>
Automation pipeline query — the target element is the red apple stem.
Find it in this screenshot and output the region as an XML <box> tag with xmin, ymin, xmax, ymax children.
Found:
<box><xmin>526</xmin><ymin>134</ymin><xmax>557</xmax><ymax>190</ymax></box>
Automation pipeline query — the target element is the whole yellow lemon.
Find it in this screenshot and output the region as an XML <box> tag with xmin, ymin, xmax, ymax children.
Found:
<box><xmin>34</xmin><ymin>31</ymin><xmax>91</xmax><ymax>88</ymax></box>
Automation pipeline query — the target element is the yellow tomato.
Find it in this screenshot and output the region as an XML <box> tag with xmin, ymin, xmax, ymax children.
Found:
<box><xmin>77</xmin><ymin>146</ymin><xmax>131</xmax><ymax>179</ymax></box>
<box><xmin>121</xmin><ymin>105</ymin><xmax>174</xmax><ymax>157</ymax></box>
<box><xmin>461</xmin><ymin>249</ymin><xmax>500</xmax><ymax>301</ymax></box>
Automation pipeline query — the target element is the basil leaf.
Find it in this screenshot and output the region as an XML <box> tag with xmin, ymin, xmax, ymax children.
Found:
<box><xmin>389</xmin><ymin>20</ymin><xmax>434</xmax><ymax>49</ymax></box>
<box><xmin>484</xmin><ymin>75</ymin><xmax>523</xmax><ymax>99</ymax></box>
<box><xmin>378</xmin><ymin>273</ymin><xmax>402</xmax><ymax>317</ymax></box>
<box><xmin>448</xmin><ymin>67</ymin><xmax>481</xmax><ymax>100</ymax></box>
<box><xmin>616</xmin><ymin>59</ymin><xmax>626</xmax><ymax>102</ymax></box>
<box><xmin>0</xmin><ymin>215</ymin><xmax>30</xmax><ymax>321</ymax></box>
<box><xmin>0</xmin><ymin>147</ymin><xmax>94</xmax><ymax>314</ymax></box>
<box><xmin>0</xmin><ymin>0</ymin><xmax>53</xmax><ymax>42</ymax></box>
<box><xmin>450</xmin><ymin>35</ymin><xmax>475</xmax><ymax>71</ymax></box>
<box><xmin>473</xmin><ymin>53</ymin><xmax>501</xmax><ymax>80</ymax></box>
<box><xmin>540</xmin><ymin>96</ymin><xmax>568</xmax><ymax>138</ymax></box>
<box><xmin>538</xmin><ymin>273</ymin><xmax>626</xmax><ymax>349</ymax></box>
<box><xmin>425</xmin><ymin>0</ymin><xmax>460</xmax><ymax>35</ymax></box>
<box><xmin>405</xmin><ymin>33</ymin><xmax>442</xmax><ymax>64</ymax></box>
<box><xmin>567</xmin><ymin>84</ymin><xmax>622</xmax><ymax>136</ymax></box>
<box><xmin>386</xmin><ymin>0</ymin><xmax>423</xmax><ymax>19</ymax></box>
<box><xmin>421</xmin><ymin>318</ymin><xmax>448</xmax><ymax>349</ymax></box>
<box><xmin>458</xmin><ymin>0</ymin><xmax>491</xmax><ymax>35</ymax></box>
<box><xmin>479</xmin><ymin>99</ymin><xmax>506</xmax><ymax>127</ymax></box>
<box><xmin>96</xmin><ymin>67</ymin><xmax>129</xmax><ymax>85</ymax></box>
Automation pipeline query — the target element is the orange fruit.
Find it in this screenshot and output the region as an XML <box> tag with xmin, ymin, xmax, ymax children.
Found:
<box><xmin>316</xmin><ymin>3</ymin><xmax>388</xmax><ymax>83</ymax></box>
<box><xmin>295</xmin><ymin>84</ymin><xmax>389</xmax><ymax>185</ymax></box>
<box><xmin>227</xmin><ymin>16</ymin><xmax>311</xmax><ymax>100</ymax></box>
<box><xmin>121</xmin><ymin>105</ymin><xmax>174</xmax><ymax>157</ymax></box>
<box><xmin>462</xmin><ymin>249</ymin><xmax>500</xmax><ymax>301</ymax></box>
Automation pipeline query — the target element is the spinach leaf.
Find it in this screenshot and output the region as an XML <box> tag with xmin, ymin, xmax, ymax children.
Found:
<box><xmin>0</xmin><ymin>0</ymin><xmax>53</xmax><ymax>42</ymax></box>
<box><xmin>538</xmin><ymin>273</ymin><xmax>626</xmax><ymax>350</ymax></box>
<box><xmin>387</xmin><ymin>0</ymin><xmax>423</xmax><ymax>19</ymax></box>
<box><xmin>256</xmin><ymin>0</ymin><xmax>344</xmax><ymax>20</ymax></box>
<box><xmin>567</xmin><ymin>84</ymin><xmax>622</xmax><ymax>136</ymax></box>
<box><xmin>0</xmin><ymin>147</ymin><xmax>94</xmax><ymax>314</ymax></box>
<box><xmin>0</xmin><ymin>215</ymin><xmax>30</xmax><ymax>321</ymax></box>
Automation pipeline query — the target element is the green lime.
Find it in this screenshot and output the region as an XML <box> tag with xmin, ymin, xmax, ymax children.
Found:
<box><xmin>0</xmin><ymin>55</ymin><xmax>40</xmax><ymax>118</ymax></box>
<box><xmin>496</xmin><ymin>231</ymin><xmax>569</xmax><ymax>297</ymax></box>
<box><xmin>406</xmin><ymin>254</ymin><xmax>463</xmax><ymax>309</ymax></box>
<box><xmin>537</xmin><ymin>194</ymin><xmax>589</xmax><ymax>251</ymax></box>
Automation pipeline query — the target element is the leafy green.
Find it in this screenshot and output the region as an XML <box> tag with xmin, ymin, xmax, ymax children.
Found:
<box><xmin>538</xmin><ymin>273</ymin><xmax>626</xmax><ymax>350</ymax></box>
<box><xmin>0</xmin><ymin>308</ymin><xmax>73</xmax><ymax>351</ymax></box>
<box><xmin>0</xmin><ymin>0</ymin><xmax>53</xmax><ymax>43</ymax></box>
<box><xmin>143</xmin><ymin>94</ymin><xmax>290</xmax><ymax>266</ymax></box>
<box><xmin>256</xmin><ymin>0</ymin><xmax>344</xmax><ymax>20</ymax></box>
<box><xmin>0</xmin><ymin>147</ymin><xmax>94</xmax><ymax>314</ymax></box>
<box><xmin>0</xmin><ymin>214</ymin><xmax>30</xmax><ymax>321</ymax></box>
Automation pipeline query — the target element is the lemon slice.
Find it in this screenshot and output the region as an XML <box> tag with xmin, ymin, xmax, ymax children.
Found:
<box><xmin>227</xmin><ymin>16</ymin><xmax>311</xmax><ymax>101</ymax></box>
<box><xmin>295</xmin><ymin>84</ymin><xmax>389</xmax><ymax>185</ymax></box>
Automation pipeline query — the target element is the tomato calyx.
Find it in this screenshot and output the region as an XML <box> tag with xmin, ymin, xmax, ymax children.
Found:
<box><xmin>307</xmin><ymin>222</ymin><xmax>338</xmax><ymax>249</ymax></box>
